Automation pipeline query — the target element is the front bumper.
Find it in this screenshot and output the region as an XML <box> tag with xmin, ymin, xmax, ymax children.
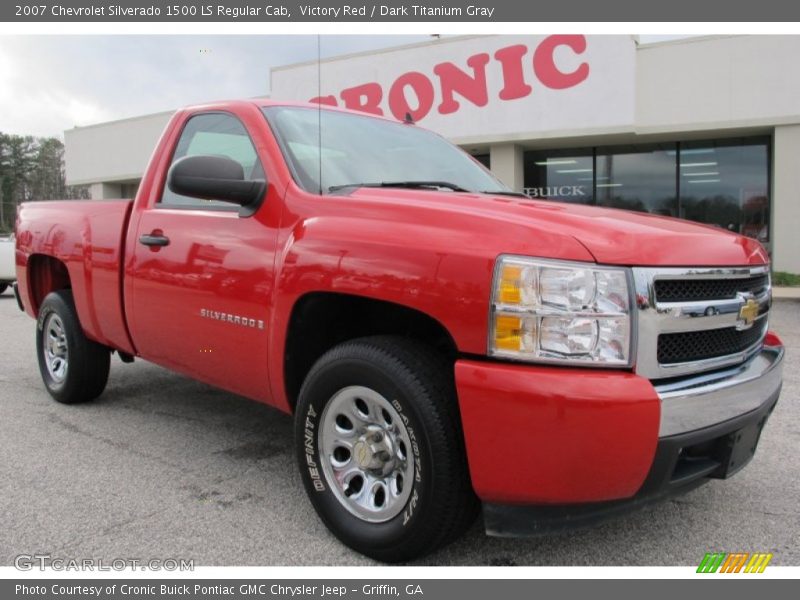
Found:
<box><xmin>655</xmin><ymin>344</ymin><xmax>783</xmax><ymax>436</ymax></box>
<box><xmin>454</xmin><ymin>342</ymin><xmax>784</xmax><ymax>534</ymax></box>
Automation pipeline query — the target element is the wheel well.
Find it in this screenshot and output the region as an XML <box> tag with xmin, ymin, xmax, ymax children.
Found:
<box><xmin>27</xmin><ymin>255</ymin><xmax>71</xmax><ymax>315</ymax></box>
<box><xmin>284</xmin><ymin>293</ymin><xmax>458</xmax><ymax>410</ymax></box>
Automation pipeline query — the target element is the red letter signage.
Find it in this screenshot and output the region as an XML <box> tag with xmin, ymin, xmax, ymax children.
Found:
<box><xmin>494</xmin><ymin>44</ymin><xmax>532</xmax><ymax>101</ymax></box>
<box><xmin>388</xmin><ymin>72</ymin><xmax>435</xmax><ymax>122</ymax></box>
<box><xmin>533</xmin><ymin>35</ymin><xmax>590</xmax><ymax>90</ymax></box>
<box><xmin>434</xmin><ymin>53</ymin><xmax>491</xmax><ymax>114</ymax></box>
<box><xmin>306</xmin><ymin>36</ymin><xmax>594</xmax><ymax>123</ymax></box>
<box><xmin>340</xmin><ymin>82</ymin><xmax>384</xmax><ymax>116</ymax></box>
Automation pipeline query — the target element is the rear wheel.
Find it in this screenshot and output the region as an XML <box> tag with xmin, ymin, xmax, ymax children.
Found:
<box><xmin>36</xmin><ymin>290</ymin><xmax>110</xmax><ymax>404</ymax></box>
<box><xmin>295</xmin><ymin>336</ymin><xmax>478</xmax><ymax>562</ymax></box>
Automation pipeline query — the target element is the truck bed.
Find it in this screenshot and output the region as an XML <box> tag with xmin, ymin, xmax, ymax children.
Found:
<box><xmin>15</xmin><ymin>200</ymin><xmax>135</xmax><ymax>354</ymax></box>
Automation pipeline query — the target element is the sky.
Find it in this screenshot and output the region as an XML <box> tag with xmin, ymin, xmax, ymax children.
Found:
<box><xmin>0</xmin><ymin>34</ymin><xmax>697</xmax><ymax>138</ymax></box>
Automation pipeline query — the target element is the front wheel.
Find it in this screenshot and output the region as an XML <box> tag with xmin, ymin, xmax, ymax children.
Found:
<box><xmin>295</xmin><ymin>336</ymin><xmax>478</xmax><ymax>562</ymax></box>
<box><xmin>36</xmin><ymin>290</ymin><xmax>110</xmax><ymax>404</ymax></box>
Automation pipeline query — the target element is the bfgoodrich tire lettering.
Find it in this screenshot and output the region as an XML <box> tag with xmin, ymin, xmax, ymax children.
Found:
<box><xmin>36</xmin><ymin>290</ymin><xmax>110</xmax><ymax>404</ymax></box>
<box><xmin>294</xmin><ymin>336</ymin><xmax>478</xmax><ymax>562</ymax></box>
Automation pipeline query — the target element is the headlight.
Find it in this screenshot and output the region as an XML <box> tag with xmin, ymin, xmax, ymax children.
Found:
<box><xmin>489</xmin><ymin>256</ymin><xmax>633</xmax><ymax>366</ymax></box>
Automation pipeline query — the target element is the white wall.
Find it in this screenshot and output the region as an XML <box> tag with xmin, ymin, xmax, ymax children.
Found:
<box><xmin>636</xmin><ymin>36</ymin><xmax>800</xmax><ymax>134</ymax></box>
<box><xmin>772</xmin><ymin>125</ymin><xmax>800</xmax><ymax>273</ymax></box>
<box><xmin>271</xmin><ymin>35</ymin><xmax>637</xmax><ymax>145</ymax></box>
<box><xmin>489</xmin><ymin>144</ymin><xmax>524</xmax><ymax>191</ymax></box>
<box><xmin>65</xmin><ymin>111</ymin><xmax>172</xmax><ymax>186</ymax></box>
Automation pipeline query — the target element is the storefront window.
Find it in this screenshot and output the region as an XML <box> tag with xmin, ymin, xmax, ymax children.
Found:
<box><xmin>523</xmin><ymin>149</ymin><xmax>594</xmax><ymax>204</ymax></box>
<box><xmin>522</xmin><ymin>136</ymin><xmax>770</xmax><ymax>242</ymax></box>
<box><xmin>679</xmin><ymin>138</ymin><xmax>770</xmax><ymax>242</ymax></box>
<box><xmin>472</xmin><ymin>153</ymin><xmax>490</xmax><ymax>169</ymax></box>
<box><xmin>595</xmin><ymin>143</ymin><xmax>678</xmax><ymax>217</ymax></box>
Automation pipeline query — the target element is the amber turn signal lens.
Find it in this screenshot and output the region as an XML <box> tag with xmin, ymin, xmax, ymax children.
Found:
<box><xmin>498</xmin><ymin>265</ymin><xmax>522</xmax><ymax>304</ymax></box>
<box><xmin>494</xmin><ymin>314</ymin><xmax>522</xmax><ymax>351</ymax></box>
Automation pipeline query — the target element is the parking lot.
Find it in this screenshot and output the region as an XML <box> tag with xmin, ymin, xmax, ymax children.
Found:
<box><xmin>0</xmin><ymin>290</ymin><xmax>798</xmax><ymax>566</ymax></box>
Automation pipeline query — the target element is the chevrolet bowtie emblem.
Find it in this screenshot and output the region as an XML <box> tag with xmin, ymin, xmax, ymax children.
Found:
<box><xmin>738</xmin><ymin>298</ymin><xmax>759</xmax><ymax>327</ymax></box>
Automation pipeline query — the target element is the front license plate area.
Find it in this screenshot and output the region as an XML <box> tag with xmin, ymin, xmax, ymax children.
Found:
<box><xmin>714</xmin><ymin>417</ymin><xmax>767</xmax><ymax>479</ymax></box>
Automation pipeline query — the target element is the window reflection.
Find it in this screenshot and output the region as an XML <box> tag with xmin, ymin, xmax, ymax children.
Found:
<box><xmin>679</xmin><ymin>139</ymin><xmax>769</xmax><ymax>242</ymax></box>
<box><xmin>522</xmin><ymin>137</ymin><xmax>770</xmax><ymax>242</ymax></box>
<box><xmin>596</xmin><ymin>144</ymin><xmax>677</xmax><ymax>217</ymax></box>
<box><xmin>523</xmin><ymin>149</ymin><xmax>594</xmax><ymax>204</ymax></box>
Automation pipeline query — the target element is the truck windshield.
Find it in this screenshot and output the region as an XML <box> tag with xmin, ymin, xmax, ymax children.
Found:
<box><xmin>262</xmin><ymin>106</ymin><xmax>510</xmax><ymax>196</ymax></box>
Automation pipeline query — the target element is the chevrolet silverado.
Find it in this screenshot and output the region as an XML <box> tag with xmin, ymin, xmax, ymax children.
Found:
<box><xmin>14</xmin><ymin>100</ymin><xmax>784</xmax><ymax>561</ymax></box>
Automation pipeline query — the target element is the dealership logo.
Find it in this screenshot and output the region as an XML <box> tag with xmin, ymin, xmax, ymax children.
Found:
<box><xmin>696</xmin><ymin>552</ymin><xmax>773</xmax><ymax>573</ymax></box>
<box><xmin>310</xmin><ymin>35</ymin><xmax>591</xmax><ymax>123</ymax></box>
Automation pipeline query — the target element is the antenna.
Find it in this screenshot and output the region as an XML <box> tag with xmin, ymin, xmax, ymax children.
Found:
<box><xmin>317</xmin><ymin>34</ymin><xmax>322</xmax><ymax>196</ymax></box>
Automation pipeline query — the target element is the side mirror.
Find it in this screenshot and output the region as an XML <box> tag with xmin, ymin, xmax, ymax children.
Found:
<box><xmin>167</xmin><ymin>155</ymin><xmax>266</xmax><ymax>214</ymax></box>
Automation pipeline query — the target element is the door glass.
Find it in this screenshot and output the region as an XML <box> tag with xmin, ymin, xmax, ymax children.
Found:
<box><xmin>160</xmin><ymin>113</ymin><xmax>264</xmax><ymax>208</ymax></box>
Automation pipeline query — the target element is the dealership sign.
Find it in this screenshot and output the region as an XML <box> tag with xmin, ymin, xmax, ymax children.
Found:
<box><xmin>271</xmin><ymin>35</ymin><xmax>636</xmax><ymax>142</ymax></box>
<box><xmin>525</xmin><ymin>185</ymin><xmax>588</xmax><ymax>198</ymax></box>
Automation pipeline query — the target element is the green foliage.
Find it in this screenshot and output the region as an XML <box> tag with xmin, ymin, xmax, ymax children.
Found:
<box><xmin>0</xmin><ymin>132</ymin><xmax>90</xmax><ymax>234</ymax></box>
<box><xmin>773</xmin><ymin>271</ymin><xmax>800</xmax><ymax>287</ymax></box>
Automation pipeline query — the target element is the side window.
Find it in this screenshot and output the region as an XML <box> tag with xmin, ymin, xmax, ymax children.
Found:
<box><xmin>160</xmin><ymin>112</ymin><xmax>265</xmax><ymax>208</ymax></box>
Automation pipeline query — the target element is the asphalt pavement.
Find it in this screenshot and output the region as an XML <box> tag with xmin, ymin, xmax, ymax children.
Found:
<box><xmin>0</xmin><ymin>290</ymin><xmax>798</xmax><ymax>566</ymax></box>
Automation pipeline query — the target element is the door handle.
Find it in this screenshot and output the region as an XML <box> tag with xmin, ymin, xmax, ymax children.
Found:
<box><xmin>139</xmin><ymin>233</ymin><xmax>170</xmax><ymax>247</ymax></box>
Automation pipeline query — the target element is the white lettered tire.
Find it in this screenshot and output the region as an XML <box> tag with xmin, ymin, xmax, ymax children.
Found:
<box><xmin>294</xmin><ymin>336</ymin><xmax>478</xmax><ymax>562</ymax></box>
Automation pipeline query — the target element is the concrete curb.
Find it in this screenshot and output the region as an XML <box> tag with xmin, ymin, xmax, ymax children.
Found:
<box><xmin>773</xmin><ymin>287</ymin><xmax>800</xmax><ymax>299</ymax></box>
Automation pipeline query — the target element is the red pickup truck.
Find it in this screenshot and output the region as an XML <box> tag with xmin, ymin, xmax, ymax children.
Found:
<box><xmin>14</xmin><ymin>100</ymin><xmax>784</xmax><ymax>562</ymax></box>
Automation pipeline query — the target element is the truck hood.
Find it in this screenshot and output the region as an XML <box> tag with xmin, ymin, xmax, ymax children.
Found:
<box><xmin>345</xmin><ymin>188</ymin><xmax>769</xmax><ymax>267</ymax></box>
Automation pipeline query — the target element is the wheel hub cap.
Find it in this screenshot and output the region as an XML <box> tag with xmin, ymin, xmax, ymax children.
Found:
<box><xmin>43</xmin><ymin>313</ymin><xmax>69</xmax><ymax>384</ymax></box>
<box><xmin>353</xmin><ymin>428</ymin><xmax>397</xmax><ymax>475</ymax></box>
<box><xmin>319</xmin><ymin>386</ymin><xmax>415</xmax><ymax>523</ymax></box>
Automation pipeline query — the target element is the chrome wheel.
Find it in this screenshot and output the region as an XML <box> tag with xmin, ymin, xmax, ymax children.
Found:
<box><xmin>43</xmin><ymin>313</ymin><xmax>69</xmax><ymax>384</ymax></box>
<box><xmin>319</xmin><ymin>385</ymin><xmax>415</xmax><ymax>523</ymax></box>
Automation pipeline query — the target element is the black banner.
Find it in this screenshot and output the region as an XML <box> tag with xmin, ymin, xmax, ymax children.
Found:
<box><xmin>3</xmin><ymin>0</ymin><xmax>800</xmax><ymax>22</ymax></box>
<box><xmin>4</xmin><ymin>580</ymin><xmax>799</xmax><ymax>600</ymax></box>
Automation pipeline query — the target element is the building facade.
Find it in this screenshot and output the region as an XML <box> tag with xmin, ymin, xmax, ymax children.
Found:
<box><xmin>65</xmin><ymin>35</ymin><xmax>800</xmax><ymax>273</ymax></box>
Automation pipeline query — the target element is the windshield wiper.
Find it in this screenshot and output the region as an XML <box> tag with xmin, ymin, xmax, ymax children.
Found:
<box><xmin>479</xmin><ymin>190</ymin><xmax>531</xmax><ymax>198</ymax></box>
<box><xmin>328</xmin><ymin>181</ymin><xmax>470</xmax><ymax>193</ymax></box>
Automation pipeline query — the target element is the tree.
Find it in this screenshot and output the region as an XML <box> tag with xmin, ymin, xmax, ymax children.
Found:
<box><xmin>0</xmin><ymin>132</ymin><xmax>88</xmax><ymax>234</ymax></box>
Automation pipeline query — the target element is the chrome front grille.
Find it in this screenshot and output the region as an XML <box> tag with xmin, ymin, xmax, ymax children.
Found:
<box><xmin>657</xmin><ymin>320</ymin><xmax>768</xmax><ymax>364</ymax></box>
<box><xmin>653</xmin><ymin>274</ymin><xmax>769</xmax><ymax>303</ymax></box>
<box><xmin>632</xmin><ymin>265</ymin><xmax>771</xmax><ymax>380</ymax></box>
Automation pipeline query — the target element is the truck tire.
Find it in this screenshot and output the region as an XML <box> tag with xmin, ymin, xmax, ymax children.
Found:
<box><xmin>36</xmin><ymin>290</ymin><xmax>110</xmax><ymax>404</ymax></box>
<box><xmin>295</xmin><ymin>336</ymin><xmax>478</xmax><ymax>562</ymax></box>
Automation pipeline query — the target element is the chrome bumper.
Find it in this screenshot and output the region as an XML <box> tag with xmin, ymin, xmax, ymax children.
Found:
<box><xmin>655</xmin><ymin>345</ymin><xmax>784</xmax><ymax>437</ymax></box>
